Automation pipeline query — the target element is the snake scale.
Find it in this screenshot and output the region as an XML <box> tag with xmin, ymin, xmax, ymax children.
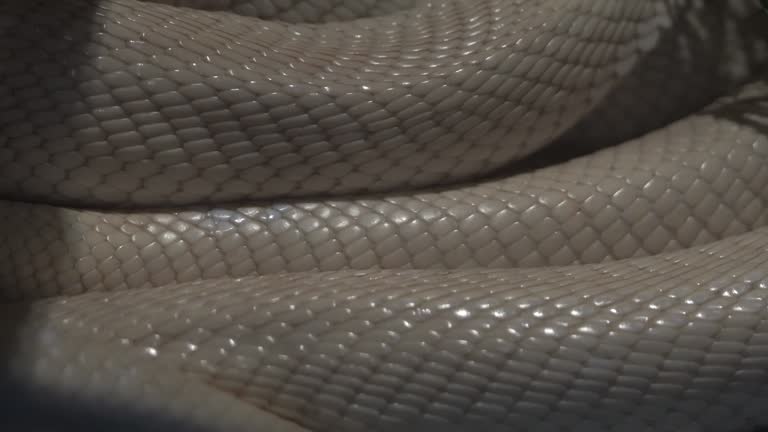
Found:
<box><xmin>3</xmin><ymin>0</ymin><xmax>768</xmax><ymax>431</ymax></box>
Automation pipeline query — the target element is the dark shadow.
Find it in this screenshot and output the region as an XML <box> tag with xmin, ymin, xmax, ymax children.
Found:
<box><xmin>500</xmin><ymin>0</ymin><xmax>768</xmax><ymax>170</ymax></box>
<box><xmin>0</xmin><ymin>1</ymin><xmax>211</xmax><ymax>430</ymax></box>
<box><xmin>703</xmin><ymin>87</ymin><xmax>768</xmax><ymax>136</ymax></box>
<box><xmin>0</xmin><ymin>371</ymin><xmax>212</xmax><ymax>432</ymax></box>
<box><xmin>0</xmin><ymin>303</ymin><xmax>209</xmax><ymax>432</ymax></box>
<box><xmin>0</xmin><ymin>0</ymin><xmax>95</xmax><ymax>367</ymax></box>
<box><xmin>153</xmin><ymin>0</ymin><xmax>421</xmax><ymax>23</ymax></box>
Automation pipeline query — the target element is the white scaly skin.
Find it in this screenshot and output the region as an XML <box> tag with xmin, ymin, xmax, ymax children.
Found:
<box><xmin>2</xmin><ymin>0</ymin><xmax>768</xmax><ymax>431</ymax></box>
<box><xmin>0</xmin><ymin>0</ymin><xmax>667</xmax><ymax>206</ymax></box>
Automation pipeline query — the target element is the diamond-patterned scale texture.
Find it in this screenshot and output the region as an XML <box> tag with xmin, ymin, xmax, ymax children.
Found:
<box><xmin>7</xmin><ymin>228</ymin><xmax>768</xmax><ymax>431</ymax></box>
<box><xmin>0</xmin><ymin>0</ymin><xmax>667</xmax><ymax>206</ymax></box>
<box><xmin>156</xmin><ymin>0</ymin><xmax>421</xmax><ymax>23</ymax></box>
<box><xmin>2</xmin><ymin>82</ymin><xmax>768</xmax><ymax>300</ymax></box>
<box><xmin>2</xmin><ymin>0</ymin><xmax>768</xmax><ymax>432</ymax></box>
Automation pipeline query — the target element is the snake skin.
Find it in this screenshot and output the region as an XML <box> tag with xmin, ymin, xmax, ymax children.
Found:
<box><xmin>4</xmin><ymin>85</ymin><xmax>768</xmax><ymax>300</ymax></box>
<box><xmin>153</xmin><ymin>0</ymin><xmax>420</xmax><ymax>22</ymax></box>
<box><xmin>7</xmin><ymin>228</ymin><xmax>768</xmax><ymax>431</ymax></box>
<box><xmin>1</xmin><ymin>0</ymin><xmax>668</xmax><ymax>206</ymax></box>
<box><xmin>2</xmin><ymin>0</ymin><xmax>768</xmax><ymax>431</ymax></box>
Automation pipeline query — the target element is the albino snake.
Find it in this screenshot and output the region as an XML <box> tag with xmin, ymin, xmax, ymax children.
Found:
<box><xmin>2</xmin><ymin>0</ymin><xmax>768</xmax><ymax>431</ymax></box>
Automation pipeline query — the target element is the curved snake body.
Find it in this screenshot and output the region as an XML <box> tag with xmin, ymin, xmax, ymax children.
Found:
<box><xmin>2</xmin><ymin>0</ymin><xmax>768</xmax><ymax>431</ymax></box>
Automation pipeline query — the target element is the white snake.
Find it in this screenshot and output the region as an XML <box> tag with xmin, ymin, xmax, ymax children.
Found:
<box><xmin>2</xmin><ymin>0</ymin><xmax>768</xmax><ymax>431</ymax></box>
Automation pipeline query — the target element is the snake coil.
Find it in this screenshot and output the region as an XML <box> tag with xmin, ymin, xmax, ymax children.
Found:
<box><xmin>2</xmin><ymin>0</ymin><xmax>768</xmax><ymax>431</ymax></box>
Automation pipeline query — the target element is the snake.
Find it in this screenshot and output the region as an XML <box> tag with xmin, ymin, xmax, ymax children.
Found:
<box><xmin>2</xmin><ymin>0</ymin><xmax>768</xmax><ymax>431</ymax></box>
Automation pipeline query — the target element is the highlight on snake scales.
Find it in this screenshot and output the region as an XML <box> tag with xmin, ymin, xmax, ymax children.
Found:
<box><xmin>4</xmin><ymin>0</ymin><xmax>768</xmax><ymax>431</ymax></box>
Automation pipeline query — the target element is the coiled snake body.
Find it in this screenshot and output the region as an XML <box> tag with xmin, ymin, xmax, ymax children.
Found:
<box><xmin>2</xmin><ymin>0</ymin><xmax>768</xmax><ymax>431</ymax></box>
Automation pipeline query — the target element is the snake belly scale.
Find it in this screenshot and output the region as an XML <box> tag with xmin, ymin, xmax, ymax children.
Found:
<box><xmin>2</xmin><ymin>0</ymin><xmax>768</xmax><ymax>431</ymax></box>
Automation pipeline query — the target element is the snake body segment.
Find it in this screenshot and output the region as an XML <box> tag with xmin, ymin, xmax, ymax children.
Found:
<box><xmin>2</xmin><ymin>0</ymin><xmax>768</xmax><ymax>431</ymax></box>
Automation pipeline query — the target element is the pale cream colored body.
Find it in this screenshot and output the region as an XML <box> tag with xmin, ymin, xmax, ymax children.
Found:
<box><xmin>2</xmin><ymin>1</ymin><xmax>768</xmax><ymax>431</ymax></box>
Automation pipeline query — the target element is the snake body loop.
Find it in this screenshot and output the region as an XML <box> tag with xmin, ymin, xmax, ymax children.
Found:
<box><xmin>2</xmin><ymin>1</ymin><xmax>768</xmax><ymax>431</ymax></box>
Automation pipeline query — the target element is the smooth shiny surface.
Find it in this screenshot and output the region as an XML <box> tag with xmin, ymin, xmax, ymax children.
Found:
<box><xmin>2</xmin><ymin>0</ymin><xmax>768</xmax><ymax>431</ymax></box>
